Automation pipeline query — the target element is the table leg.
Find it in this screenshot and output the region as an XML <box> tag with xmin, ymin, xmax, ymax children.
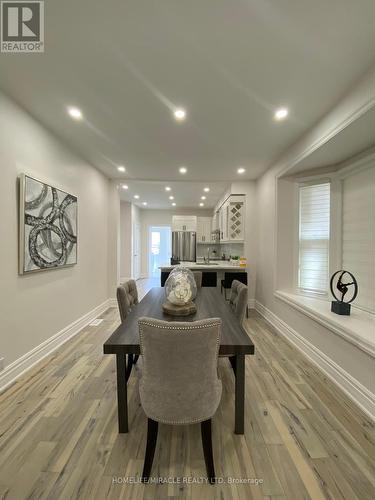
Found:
<box><xmin>229</xmin><ymin>356</ymin><xmax>236</xmax><ymax>375</ymax></box>
<box><xmin>116</xmin><ymin>353</ymin><xmax>128</xmax><ymax>433</ymax></box>
<box><xmin>125</xmin><ymin>354</ymin><xmax>133</xmax><ymax>382</ymax></box>
<box><xmin>234</xmin><ymin>354</ymin><xmax>245</xmax><ymax>434</ymax></box>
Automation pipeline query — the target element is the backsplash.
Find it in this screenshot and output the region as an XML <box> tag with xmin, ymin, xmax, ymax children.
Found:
<box><xmin>196</xmin><ymin>242</ymin><xmax>244</xmax><ymax>260</ymax></box>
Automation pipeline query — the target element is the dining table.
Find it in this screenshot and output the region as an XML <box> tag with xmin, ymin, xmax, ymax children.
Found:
<box><xmin>103</xmin><ymin>287</ymin><xmax>255</xmax><ymax>434</ymax></box>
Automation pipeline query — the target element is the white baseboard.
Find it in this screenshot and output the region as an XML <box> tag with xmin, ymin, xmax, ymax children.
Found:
<box><xmin>108</xmin><ymin>298</ymin><xmax>117</xmax><ymax>307</ymax></box>
<box><xmin>0</xmin><ymin>299</ymin><xmax>112</xmax><ymax>394</ymax></box>
<box><xmin>255</xmin><ymin>300</ymin><xmax>375</xmax><ymax>421</ymax></box>
<box><xmin>248</xmin><ymin>298</ymin><xmax>255</xmax><ymax>309</ymax></box>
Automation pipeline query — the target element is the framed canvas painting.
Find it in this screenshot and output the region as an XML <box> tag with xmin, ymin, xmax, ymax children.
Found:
<box><xmin>19</xmin><ymin>174</ymin><xmax>78</xmax><ymax>274</ymax></box>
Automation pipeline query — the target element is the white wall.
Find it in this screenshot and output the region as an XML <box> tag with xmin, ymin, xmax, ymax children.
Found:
<box><xmin>131</xmin><ymin>204</ymin><xmax>141</xmax><ymax>279</ymax></box>
<box><xmin>107</xmin><ymin>181</ymin><xmax>121</xmax><ymax>299</ymax></box>
<box><xmin>0</xmin><ymin>91</ymin><xmax>113</xmax><ymax>370</ymax></box>
<box><xmin>120</xmin><ymin>202</ymin><xmax>132</xmax><ymax>280</ymax></box>
<box><xmin>255</xmin><ymin>67</ymin><xmax>375</xmax><ymax>417</ymax></box>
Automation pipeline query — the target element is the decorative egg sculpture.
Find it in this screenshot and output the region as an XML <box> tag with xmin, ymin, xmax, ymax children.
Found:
<box><xmin>165</xmin><ymin>267</ymin><xmax>197</xmax><ymax>306</ymax></box>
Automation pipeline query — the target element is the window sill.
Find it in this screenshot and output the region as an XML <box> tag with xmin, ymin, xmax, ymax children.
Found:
<box><xmin>274</xmin><ymin>290</ymin><xmax>375</xmax><ymax>358</ymax></box>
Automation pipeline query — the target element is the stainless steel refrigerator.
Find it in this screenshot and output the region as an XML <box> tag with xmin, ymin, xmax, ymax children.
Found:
<box><xmin>171</xmin><ymin>231</ymin><xmax>196</xmax><ymax>262</ymax></box>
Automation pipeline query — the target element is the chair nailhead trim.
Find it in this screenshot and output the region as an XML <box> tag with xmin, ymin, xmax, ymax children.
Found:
<box><xmin>139</xmin><ymin>321</ymin><xmax>221</xmax><ymax>330</ymax></box>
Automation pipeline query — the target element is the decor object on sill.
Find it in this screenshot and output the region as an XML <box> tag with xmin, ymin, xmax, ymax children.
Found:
<box><xmin>330</xmin><ymin>270</ymin><xmax>358</xmax><ymax>316</ymax></box>
<box><xmin>163</xmin><ymin>267</ymin><xmax>197</xmax><ymax>316</ymax></box>
<box><xmin>19</xmin><ymin>174</ymin><xmax>77</xmax><ymax>274</ymax></box>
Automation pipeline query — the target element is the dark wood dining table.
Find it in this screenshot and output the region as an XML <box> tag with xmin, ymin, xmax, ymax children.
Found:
<box><xmin>103</xmin><ymin>287</ymin><xmax>255</xmax><ymax>434</ymax></box>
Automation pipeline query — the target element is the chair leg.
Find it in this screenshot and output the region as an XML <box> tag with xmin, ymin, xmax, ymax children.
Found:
<box><xmin>133</xmin><ymin>355</ymin><xmax>139</xmax><ymax>365</ymax></box>
<box><xmin>142</xmin><ymin>418</ymin><xmax>159</xmax><ymax>482</ymax></box>
<box><xmin>201</xmin><ymin>419</ymin><xmax>215</xmax><ymax>484</ymax></box>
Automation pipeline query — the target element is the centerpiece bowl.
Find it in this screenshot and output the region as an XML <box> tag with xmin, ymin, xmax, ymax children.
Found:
<box><xmin>163</xmin><ymin>267</ymin><xmax>197</xmax><ymax>316</ymax></box>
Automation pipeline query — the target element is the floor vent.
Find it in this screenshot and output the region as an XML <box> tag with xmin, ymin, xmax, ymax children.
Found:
<box><xmin>89</xmin><ymin>319</ymin><xmax>104</xmax><ymax>327</ymax></box>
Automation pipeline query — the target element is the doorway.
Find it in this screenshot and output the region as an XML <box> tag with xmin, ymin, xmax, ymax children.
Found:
<box><xmin>149</xmin><ymin>226</ymin><xmax>171</xmax><ymax>278</ymax></box>
<box><xmin>132</xmin><ymin>222</ymin><xmax>141</xmax><ymax>280</ymax></box>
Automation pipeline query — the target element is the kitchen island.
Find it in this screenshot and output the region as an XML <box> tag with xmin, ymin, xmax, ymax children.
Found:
<box><xmin>159</xmin><ymin>260</ymin><xmax>247</xmax><ymax>271</ymax></box>
<box><xmin>159</xmin><ymin>261</ymin><xmax>247</xmax><ymax>289</ymax></box>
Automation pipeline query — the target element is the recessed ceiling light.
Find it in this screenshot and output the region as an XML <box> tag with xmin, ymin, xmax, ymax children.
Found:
<box><xmin>274</xmin><ymin>107</ymin><xmax>289</xmax><ymax>121</ymax></box>
<box><xmin>199</xmin><ymin>203</ymin><xmax>204</xmax><ymax>207</ymax></box>
<box><xmin>169</xmin><ymin>196</ymin><xmax>174</xmax><ymax>200</ymax></box>
<box><xmin>179</xmin><ymin>166</ymin><xmax>187</xmax><ymax>174</ymax></box>
<box><xmin>203</xmin><ymin>187</ymin><xmax>210</xmax><ymax>192</ymax></box>
<box><xmin>117</xmin><ymin>165</ymin><xmax>126</xmax><ymax>173</ymax></box>
<box><xmin>67</xmin><ymin>106</ymin><xmax>83</xmax><ymax>120</ymax></box>
<box><xmin>134</xmin><ymin>195</ymin><xmax>140</xmax><ymax>199</ymax></box>
<box><xmin>172</xmin><ymin>202</ymin><xmax>176</xmax><ymax>206</ymax></box>
<box><xmin>201</xmin><ymin>196</ymin><xmax>206</xmax><ymax>200</ymax></box>
<box><xmin>174</xmin><ymin>108</ymin><xmax>186</xmax><ymax>121</ymax></box>
<box><xmin>165</xmin><ymin>186</ymin><xmax>171</xmax><ymax>191</ymax></box>
<box><xmin>237</xmin><ymin>167</ymin><xmax>246</xmax><ymax>174</ymax></box>
<box><xmin>142</xmin><ymin>202</ymin><xmax>147</xmax><ymax>206</ymax></box>
<box><xmin>121</xmin><ymin>184</ymin><xmax>128</xmax><ymax>190</ymax></box>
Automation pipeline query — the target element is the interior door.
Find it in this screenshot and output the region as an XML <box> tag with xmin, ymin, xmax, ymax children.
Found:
<box><xmin>133</xmin><ymin>222</ymin><xmax>141</xmax><ymax>279</ymax></box>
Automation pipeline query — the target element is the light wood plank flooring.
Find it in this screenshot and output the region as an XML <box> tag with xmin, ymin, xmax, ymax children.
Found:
<box><xmin>0</xmin><ymin>278</ymin><xmax>374</xmax><ymax>500</ymax></box>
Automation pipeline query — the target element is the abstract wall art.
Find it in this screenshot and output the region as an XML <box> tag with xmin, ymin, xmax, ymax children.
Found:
<box><xmin>19</xmin><ymin>174</ymin><xmax>78</xmax><ymax>274</ymax></box>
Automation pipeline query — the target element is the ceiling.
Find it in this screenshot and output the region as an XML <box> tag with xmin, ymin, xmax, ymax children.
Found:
<box><xmin>118</xmin><ymin>180</ymin><xmax>228</xmax><ymax>210</ymax></box>
<box><xmin>285</xmin><ymin>105</ymin><xmax>375</xmax><ymax>175</ymax></box>
<box><xmin>1</xmin><ymin>0</ymin><xmax>375</xmax><ymax>195</ymax></box>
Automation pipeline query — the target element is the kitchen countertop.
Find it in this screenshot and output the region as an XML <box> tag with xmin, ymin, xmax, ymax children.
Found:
<box><xmin>159</xmin><ymin>261</ymin><xmax>247</xmax><ymax>271</ymax></box>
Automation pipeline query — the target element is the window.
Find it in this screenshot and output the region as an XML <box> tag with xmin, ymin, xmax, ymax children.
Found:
<box><xmin>342</xmin><ymin>166</ymin><xmax>375</xmax><ymax>313</ymax></box>
<box><xmin>298</xmin><ymin>182</ymin><xmax>330</xmax><ymax>294</ymax></box>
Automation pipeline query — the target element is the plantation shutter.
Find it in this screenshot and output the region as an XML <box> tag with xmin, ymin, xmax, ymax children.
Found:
<box><xmin>342</xmin><ymin>166</ymin><xmax>375</xmax><ymax>313</ymax></box>
<box><xmin>298</xmin><ymin>182</ymin><xmax>330</xmax><ymax>293</ymax></box>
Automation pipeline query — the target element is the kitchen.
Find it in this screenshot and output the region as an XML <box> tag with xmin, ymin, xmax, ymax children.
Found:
<box><xmin>119</xmin><ymin>181</ymin><xmax>257</xmax><ymax>305</ymax></box>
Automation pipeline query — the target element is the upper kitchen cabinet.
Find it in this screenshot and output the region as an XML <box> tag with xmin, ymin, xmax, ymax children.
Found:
<box><xmin>172</xmin><ymin>215</ymin><xmax>197</xmax><ymax>232</ymax></box>
<box><xmin>197</xmin><ymin>217</ymin><xmax>212</xmax><ymax>243</ymax></box>
<box><xmin>218</xmin><ymin>195</ymin><xmax>245</xmax><ymax>242</ymax></box>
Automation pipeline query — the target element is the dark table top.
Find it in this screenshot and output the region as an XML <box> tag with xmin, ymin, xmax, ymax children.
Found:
<box><xmin>103</xmin><ymin>287</ymin><xmax>255</xmax><ymax>356</ymax></box>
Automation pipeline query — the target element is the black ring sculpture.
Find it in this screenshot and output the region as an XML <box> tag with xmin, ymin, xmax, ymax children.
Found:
<box><xmin>330</xmin><ymin>270</ymin><xmax>358</xmax><ymax>315</ymax></box>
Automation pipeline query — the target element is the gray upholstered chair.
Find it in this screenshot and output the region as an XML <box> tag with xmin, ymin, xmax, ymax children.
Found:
<box><xmin>193</xmin><ymin>271</ymin><xmax>203</xmax><ymax>288</ymax></box>
<box><xmin>116</xmin><ymin>280</ymin><xmax>140</xmax><ymax>379</ymax></box>
<box><xmin>122</xmin><ymin>279</ymin><xmax>139</xmax><ymax>308</ymax></box>
<box><xmin>229</xmin><ymin>280</ymin><xmax>248</xmax><ymax>322</ymax></box>
<box><xmin>138</xmin><ymin>317</ymin><xmax>222</xmax><ymax>484</ymax></box>
<box><xmin>116</xmin><ymin>285</ymin><xmax>130</xmax><ymax>323</ymax></box>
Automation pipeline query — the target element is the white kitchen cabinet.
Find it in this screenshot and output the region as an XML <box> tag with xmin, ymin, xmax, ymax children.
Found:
<box><xmin>197</xmin><ymin>217</ymin><xmax>212</xmax><ymax>243</ymax></box>
<box><xmin>219</xmin><ymin>201</ymin><xmax>229</xmax><ymax>242</ymax></box>
<box><xmin>217</xmin><ymin>195</ymin><xmax>245</xmax><ymax>242</ymax></box>
<box><xmin>212</xmin><ymin>212</ymin><xmax>218</xmax><ymax>231</ymax></box>
<box><xmin>172</xmin><ymin>215</ymin><xmax>197</xmax><ymax>232</ymax></box>
<box><xmin>227</xmin><ymin>195</ymin><xmax>245</xmax><ymax>241</ymax></box>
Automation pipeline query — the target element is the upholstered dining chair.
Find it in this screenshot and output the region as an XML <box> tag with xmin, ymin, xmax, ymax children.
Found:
<box><xmin>116</xmin><ymin>279</ymin><xmax>140</xmax><ymax>379</ymax></box>
<box><xmin>193</xmin><ymin>271</ymin><xmax>203</xmax><ymax>288</ymax></box>
<box><xmin>123</xmin><ymin>279</ymin><xmax>139</xmax><ymax>308</ymax></box>
<box><xmin>229</xmin><ymin>280</ymin><xmax>248</xmax><ymax>322</ymax></box>
<box><xmin>221</xmin><ymin>271</ymin><xmax>247</xmax><ymax>299</ymax></box>
<box><xmin>138</xmin><ymin>317</ymin><xmax>222</xmax><ymax>484</ymax></box>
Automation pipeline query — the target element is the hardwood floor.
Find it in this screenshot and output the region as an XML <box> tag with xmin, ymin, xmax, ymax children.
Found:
<box><xmin>0</xmin><ymin>278</ymin><xmax>374</xmax><ymax>499</ymax></box>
